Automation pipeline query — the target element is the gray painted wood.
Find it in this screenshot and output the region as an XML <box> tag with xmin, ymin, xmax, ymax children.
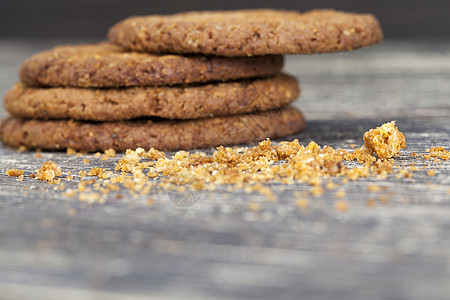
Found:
<box><xmin>0</xmin><ymin>40</ymin><xmax>449</xmax><ymax>300</ymax></box>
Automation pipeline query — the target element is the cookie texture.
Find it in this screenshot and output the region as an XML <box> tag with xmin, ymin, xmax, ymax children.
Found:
<box><xmin>108</xmin><ymin>9</ymin><xmax>383</xmax><ymax>57</ymax></box>
<box><xmin>5</xmin><ymin>73</ymin><xmax>299</xmax><ymax>121</ymax></box>
<box><xmin>0</xmin><ymin>107</ymin><xmax>306</xmax><ymax>152</ymax></box>
<box><xmin>19</xmin><ymin>42</ymin><xmax>283</xmax><ymax>87</ymax></box>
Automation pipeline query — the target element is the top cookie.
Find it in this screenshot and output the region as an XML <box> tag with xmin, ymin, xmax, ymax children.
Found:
<box><xmin>19</xmin><ymin>42</ymin><xmax>283</xmax><ymax>87</ymax></box>
<box><xmin>108</xmin><ymin>9</ymin><xmax>383</xmax><ymax>57</ymax></box>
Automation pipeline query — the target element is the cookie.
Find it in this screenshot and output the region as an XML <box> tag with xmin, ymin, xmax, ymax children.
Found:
<box><xmin>19</xmin><ymin>42</ymin><xmax>283</xmax><ymax>87</ymax></box>
<box><xmin>108</xmin><ymin>9</ymin><xmax>383</xmax><ymax>57</ymax></box>
<box><xmin>0</xmin><ymin>107</ymin><xmax>306</xmax><ymax>152</ymax></box>
<box><xmin>5</xmin><ymin>73</ymin><xmax>299</xmax><ymax>121</ymax></box>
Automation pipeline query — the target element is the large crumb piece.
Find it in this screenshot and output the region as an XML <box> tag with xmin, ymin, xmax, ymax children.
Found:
<box><xmin>36</xmin><ymin>160</ymin><xmax>63</xmax><ymax>181</ymax></box>
<box><xmin>6</xmin><ymin>169</ymin><xmax>24</xmax><ymax>177</ymax></box>
<box><xmin>363</xmin><ymin>121</ymin><xmax>406</xmax><ymax>159</ymax></box>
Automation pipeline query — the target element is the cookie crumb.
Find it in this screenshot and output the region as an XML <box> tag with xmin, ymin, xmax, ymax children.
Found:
<box><xmin>366</xmin><ymin>198</ymin><xmax>376</xmax><ymax>207</ymax></box>
<box><xmin>248</xmin><ymin>202</ymin><xmax>262</xmax><ymax>212</ymax></box>
<box><xmin>335</xmin><ymin>189</ymin><xmax>346</xmax><ymax>199</ymax></box>
<box><xmin>367</xmin><ymin>184</ymin><xmax>381</xmax><ymax>192</ymax></box>
<box><xmin>66</xmin><ymin>148</ymin><xmax>77</xmax><ymax>156</ymax></box>
<box><xmin>296</xmin><ymin>198</ymin><xmax>308</xmax><ymax>209</ymax></box>
<box><xmin>363</xmin><ymin>121</ymin><xmax>406</xmax><ymax>159</ymax></box>
<box><xmin>6</xmin><ymin>169</ymin><xmax>24</xmax><ymax>177</ymax></box>
<box><xmin>335</xmin><ymin>200</ymin><xmax>349</xmax><ymax>212</ymax></box>
<box><xmin>34</xmin><ymin>161</ymin><xmax>62</xmax><ymax>181</ymax></box>
<box><xmin>35</xmin><ymin>149</ymin><xmax>43</xmax><ymax>158</ymax></box>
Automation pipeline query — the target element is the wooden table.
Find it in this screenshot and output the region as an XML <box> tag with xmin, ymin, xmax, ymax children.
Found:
<box><xmin>1</xmin><ymin>39</ymin><xmax>449</xmax><ymax>300</ymax></box>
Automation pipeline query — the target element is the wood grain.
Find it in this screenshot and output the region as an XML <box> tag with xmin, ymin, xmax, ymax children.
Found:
<box><xmin>0</xmin><ymin>40</ymin><xmax>449</xmax><ymax>300</ymax></box>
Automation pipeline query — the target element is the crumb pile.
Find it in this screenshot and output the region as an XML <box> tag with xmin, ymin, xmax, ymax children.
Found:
<box><xmin>6</xmin><ymin>121</ymin><xmax>448</xmax><ymax>206</ymax></box>
<box><xmin>1</xmin><ymin>9</ymin><xmax>383</xmax><ymax>152</ymax></box>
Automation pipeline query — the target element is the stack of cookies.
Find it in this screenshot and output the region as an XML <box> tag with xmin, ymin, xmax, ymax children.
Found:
<box><xmin>0</xmin><ymin>9</ymin><xmax>382</xmax><ymax>152</ymax></box>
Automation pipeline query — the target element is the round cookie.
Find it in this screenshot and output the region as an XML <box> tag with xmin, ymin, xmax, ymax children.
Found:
<box><xmin>19</xmin><ymin>42</ymin><xmax>283</xmax><ymax>87</ymax></box>
<box><xmin>108</xmin><ymin>9</ymin><xmax>383</xmax><ymax>57</ymax></box>
<box><xmin>0</xmin><ymin>107</ymin><xmax>306</xmax><ymax>152</ymax></box>
<box><xmin>5</xmin><ymin>73</ymin><xmax>300</xmax><ymax>121</ymax></box>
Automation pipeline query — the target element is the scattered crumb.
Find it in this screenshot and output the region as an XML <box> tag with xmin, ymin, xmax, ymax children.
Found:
<box><xmin>35</xmin><ymin>161</ymin><xmax>62</xmax><ymax>181</ymax></box>
<box><xmin>6</xmin><ymin>169</ymin><xmax>24</xmax><ymax>177</ymax></box>
<box><xmin>363</xmin><ymin>121</ymin><xmax>406</xmax><ymax>159</ymax></box>
<box><xmin>17</xmin><ymin>146</ymin><xmax>27</xmax><ymax>153</ymax></box>
<box><xmin>335</xmin><ymin>200</ymin><xmax>349</xmax><ymax>212</ymax></box>
<box><xmin>311</xmin><ymin>185</ymin><xmax>324</xmax><ymax>197</ymax></box>
<box><xmin>35</xmin><ymin>149</ymin><xmax>43</xmax><ymax>158</ymax></box>
<box><xmin>296</xmin><ymin>198</ymin><xmax>308</xmax><ymax>209</ymax></box>
<box><xmin>427</xmin><ymin>170</ymin><xmax>436</xmax><ymax>176</ymax></box>
<box><xmin>335</xmin><ymin>189</ymin><xmax>346</xmax><ymax>199</ymax></box>
<box><xmin>378</xmin><ymin>195</ymin><xmax>389</xmax><ymax>204</ymax></box>
<box><xmin>104</xmin><ymin>148</ymin><xmax>116</xmax><ymax>158</ymax></box>
<box><xmin>248</xmin><ymin>202</ymin><xmax>262</xmax><ymax>212</ymax></box>
<box><xmin>7</xmin><ymin>120</ymin><xmax>447</xmax><ymax>208</ymax></box>
<box><xmin>366</xmin><ymin>198</ymin><xmax>376</xmax><ymax>207</ymax></box>
<box><xmin>367</xmin><ymin>184</ymin><xmax>381</xmax><ymax>192</ymax></box>
<box><xmin>66</xmin><ymin>148</ymin><xmax>77</xmax><ymax>156</ymax></box>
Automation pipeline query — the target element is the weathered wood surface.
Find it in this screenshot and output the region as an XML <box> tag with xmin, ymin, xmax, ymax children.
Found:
<box><xmin>0</xmin><ymin>40</ymin><xmax>449</xmax><ymax>300</ymax></box>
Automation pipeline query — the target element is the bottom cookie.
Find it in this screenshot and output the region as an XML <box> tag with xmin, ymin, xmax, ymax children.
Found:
<box><xmin>0</xmin><ymin>107</ymin><xmax>305</xmax><ymax>152</ymax></box>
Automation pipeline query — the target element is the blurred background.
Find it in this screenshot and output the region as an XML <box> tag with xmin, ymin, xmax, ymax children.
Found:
<box><xmin>0</xmin><ymin>0</ymin><xmax>449</xmax><ymax>40</ymax></box>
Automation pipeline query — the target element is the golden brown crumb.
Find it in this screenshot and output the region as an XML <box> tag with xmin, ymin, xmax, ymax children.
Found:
<box><xmin>17</xmin><ymin>146</ymin><xmax>28</xmax><ymax>153</ymax></box>
<box><xmin>335</xmin><ymin>200</ymin><xmax>348</xmax><ymax>211</ymax></box>
<box><xmin>66</xmin><ymin>148</ymin><xmax>77</xmax><ymax>156</ymax></box>
<box><xmin>426</xmin><ymin>147</ymin><xmax>450</xmax><ymax>161</ymax></box>
<box><xmin>367</xmin><ymin>184</ymin><xmax>381</xmax><ymax>192</ymax></box>
<box><xmin>427</xmin><ymin>170</ymin><xmax>436</xmax><ymax>176</ymax></box>
<box><xmin>82</xmin><ymin>158</ymin><xmax>90</xmax><ymax>164</ymax></box>
<box><xmin>296</xmin><ymin>198</ymin><xmax>308</xmax><ymax>209</ymax></box>
<box><xmin>35</xmin><ymin>161</ymin><xmax>62</xmax><ymax>181</ymax></box>
<box><xmin>366</xmin><ymin>198</ymin><xmax>376</xmax><ymax>207</ymax></box>
<box><xmin>87</xmin><ymin>168</ymin><xmax>111</xmax><ymax>179</ymax></box>
<box><xmin>147</xmin><ymin>198</ymin><xmax>155</xmax><ymax>206</ymax></box>
<box><xmin>248</xmin><ymin>202</ymin><xmax>262</xmax><ymax>212</ymax></box>
<box><xmin>335</xmin><ymin>189</ymin><xmax>346</xmax><ymax>199</ymax></box>
<box><xmin>363</xmin><ymin>121</ymin><xmax>406</xmax><ymax>159</ymax></box>
<box><xmin>311</xmin><ymin>185</ymin><xmax>324</xmax><ymax>197</ymax></box>
<box><xmin>9</xmin><ymin>119</ymin><xmax>445</xmax><ymax>206</ymax></box>
<box><xmin>6</xmin><ymin>169</ymin><xmax>24</xmax><ymax>177</ymax></box>
<box><xmin>34</xmin><ymin>149</ymin><xmax>43</xmax><ymax>158</ymax></box>
<box><xmin>325</xmin><ymin>181</ymin><xmax>336</xmax><ymax>190</ymax></box>
<box><xmin>104</xmin><ymin>148</ymin><xmax>116</xmax><ymax>158</ymax></box>
<box><xmin>378</xmin><ymin>195</ymin><xmax>389</xmax><ymax>204</ymax></box>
